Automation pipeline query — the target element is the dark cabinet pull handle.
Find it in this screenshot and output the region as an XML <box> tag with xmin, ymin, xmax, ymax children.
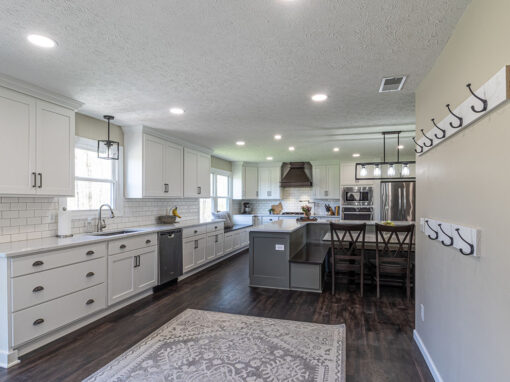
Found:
<box><xmin>86</xmin><ymin>272</ymin><xmax>95</xmax><ymax>278</ymax></box>
<box><xmin>194</xmin><ymin>230</ymin><xmax>198</xmax><ymax>234</ymax></box>
<box><xmin>33</xmin><ymin>318</ymin><xmax>44</xmax><ymax>326</ymax></box>
<box><xmin>33</xmin><ymin>286</ymin><xmax>44</xmax><ymax>293</ymax></box>
<box><xmin>145</xmin><ymin>239</ymin><xmax>151</xmax><ymax>244</ymax></box>
<box><xmin>38</xmin><ymin>173</ymin><xmax>42</xmax><ymax>188</ymax></box>
<box><xmin>120</xmin><ymin>244</ymin><xmax>126</xmax><ymax>249</ymax></box>
<box><xmin>86</xmin><ymin>299</ymin><xmax>95</xmax><ymax>305</ymax></box>
<box><xmin>86</xmin><ymin>250</ymin><xmax>95</xmax><ymax>256</ymax></box>
<box><xmin>32</xmin><ymin>260</ymin><xmax>44</xmax><ymax>267</ymax></box>
<box><xmin>32</xmin><ymin>172</ymin><xmax>37</xmax><ymax>188</ymax></box>
<box><xmin>214</xmin><ymin>226</ymin><xmax>217</xmax><ymax>229</ymax></box>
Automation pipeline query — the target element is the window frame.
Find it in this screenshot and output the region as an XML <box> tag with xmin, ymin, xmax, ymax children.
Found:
<box><xmin>66</xmin><ymin>137</ymin><xmax>124</xmax><ymax>218</ymax></box>
<box><xmin>200</xmin><ymin>169</ymin><xmax>232</xmax><ymax>220</ymax></box>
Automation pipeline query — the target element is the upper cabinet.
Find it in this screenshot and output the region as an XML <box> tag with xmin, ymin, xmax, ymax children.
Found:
<box><xmin>124</xmin><ymin>127</ymin><xmax>184</xmax><ymax>198</ymax></box>
<box><xmin>0</xmin><ymin>86</ymin><xmax>75</xmax><ymax>196</ymax></box>
<box><xmin>232</xmin><ymin>162</ymin><xmax>258</xmax><ymax>200</ymax></box>
<box><xmin>184</xmin><ymin>148</ymin><xmax>211</xmax><ymax>198</ymax></box>
<box><xmin>258</xmin><ymin>166</ymin><xmax>280</xmax><ymax>200</ymax></box>
<box><xmin>312</xmin><ymin>163</ymin><xmax>340</xmax><ymax>199</ymax></box>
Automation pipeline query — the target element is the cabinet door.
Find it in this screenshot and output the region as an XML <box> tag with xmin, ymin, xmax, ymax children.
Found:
<box><xmin>327</xmin><ymin>165</ymin><xmax>340</xmax><ymax>198</ymax></box>
<box><xmin>135</xmin><ymin>249</ymin><xmax>158</xmax><ymax>291</ymax></box>
<box><xmin>215</xmin><ymin>234</ymin><xmax>224</xmax><ymax>257</ymax></box>
<box><xmin>232</xmin><ymin>232</ymin><xmax>241</xmax><ymax>250</ymax></box>
<box><xmin>164</xmin><ymin>142</ymin><xmax>183</xmax><ymax>197</ymax></box>
<box><xmin>245</xmin><ymin>166</ymin><xmax>258</xmax><ymax>199</ymax></box>
<box><xmin>196</xmin><ymin>152</ymin><xmax>211</xmax><ymax>198</ymax></box>
<box><xmin>206</xmin><ymin>235</ymin><xmax>216</xmax><ymax>261</ymax></box>
<box><xmin>313</xmin><ymin>165</ymin><xmax>327</xmax><ymax>198</ymax></box>
<box><xmin>241</xmin><ymin>230</ymin><xmax>250</xmax><ymax>247</ymax></box>
<box><xmin>258</xmin><ymin>168</ymin><xmax>270</xmax><ymax>199</ymax></box>
<box><xmin>183</xmin><ymin>238</ymin><xmax>196</xmax><ymax>272</ymax></box>
<box><xmin>0</xmin><ymin>88</ymin><xmax>36</xmax><ymax>195</ymax></box>
<box><xmin>143</xmin><ymin>135</ymin><xmax>166</xmax><ymax>197</ymax></box>
<box><xmin>194</xmin><ymin>236</ymin><xmax>207</xmax><ymax>267</ymax></box>
<box><xmin>224</xmin><ymin>233</ymin><xmax>234</xmax><ymax>253</ymax></box>
<box><xmin>270</xmin><ymin>167</ymin><xmax>281</xmax><ymax>199</ymax></box>
<box><xmin>340</xmin><ymin>163</ymin><xmax>356</xmax><ymax>185</ymax></box>
<box><xmin>184</xmin><ymin>149</ymin><xmax>198</xmax><ymax>197</ymax></box>
<box><xmin>35</xmin><ymin>101</ymin><xmax>75</xmax><ymax>196</ymax></box>
<box><xmin>108</xmin><ymin>252</ymin><xmax>136</xmax><ymax>305</ymax></box>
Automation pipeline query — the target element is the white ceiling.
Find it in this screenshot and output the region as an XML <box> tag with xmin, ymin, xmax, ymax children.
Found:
<box><xmin>0</xmin><ymin>0</ymin><xmax>470</xmax><ymax>162</ymax></box>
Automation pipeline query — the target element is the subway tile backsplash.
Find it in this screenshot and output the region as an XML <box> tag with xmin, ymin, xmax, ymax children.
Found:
<box><xmin>0</xmin><ymin>197</ymin><xmax>199</xmax><ymax>244</ymax></box>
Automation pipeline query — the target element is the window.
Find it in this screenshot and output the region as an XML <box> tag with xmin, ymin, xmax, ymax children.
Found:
<box><xmin>67</xmin><ymin>137</ymin><xmax>121</xmax><ymax>212</ymax></box>
<box><xmin>200</xmin><ymin>170</ymin><xmax>231</xmax><ymax>220</ymax></box>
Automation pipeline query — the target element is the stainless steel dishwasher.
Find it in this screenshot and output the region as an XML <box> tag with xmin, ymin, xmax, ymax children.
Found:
<box><xmin>158</xmin><ymin>229</ymin><xmax>183</xmax><ymax>285</ymax></box>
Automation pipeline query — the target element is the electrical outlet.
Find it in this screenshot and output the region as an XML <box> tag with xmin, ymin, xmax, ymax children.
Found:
<box><xmin>420</xmin><ymin>304</ymin><xmax>425</xmax><ymax>322</ymax></box>
<box><xmin>275</xmin><ymin>244</ymin><xmax>284</xmax><ymax>251</ymax></box>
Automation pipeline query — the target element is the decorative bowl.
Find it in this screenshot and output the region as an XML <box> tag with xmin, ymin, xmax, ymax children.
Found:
<box><xmin>158</xmin><ymin>215</ymin><xmax>177</xmax><ymax>224</ymax></box>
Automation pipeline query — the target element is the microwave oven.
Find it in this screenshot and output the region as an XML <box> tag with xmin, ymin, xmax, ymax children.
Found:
<box><xmin>341</xmin><ymin>186</ymin><xmax>373</xmax><ymax>206</ymax></box>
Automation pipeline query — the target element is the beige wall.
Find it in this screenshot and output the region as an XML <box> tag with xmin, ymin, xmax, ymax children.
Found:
<box><xmin>75</xmin><ymin>113</ymin><xmax>124</xmax><ymax>145</ymax></box>
<box><xmin>415</xmin><ymin>0</ymin><xmax>510</xmax><ymax>381</ymax></box>
<box><xmin>211</xmin><ymin>156</ymin><xmax>232</xmax><ymax>172</ymax></box>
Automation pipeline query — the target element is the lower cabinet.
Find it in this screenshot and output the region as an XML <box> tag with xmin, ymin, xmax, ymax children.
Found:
<box><xmin>108</xmin><ymin>246</ymin><xmax>157</xmax><ymax>305</ymax></box>
<box><xmin>224</xmin><ymin>232</ymin><xmax>234</xmax><ymax>253</ymax></box>
<box><xmin>182</xmin><ymin>234</ymin><xmax>207</xmax><ymax>273</ymax></box>
<box><xmin>206</xmin><ymin>233</ymin><xmax>224</xmax><ymax>261</ymax></box>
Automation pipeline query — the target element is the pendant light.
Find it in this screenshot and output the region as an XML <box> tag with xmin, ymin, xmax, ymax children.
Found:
<box><xmin>387</xmin><ymin>164</ymin><xmax>395</xmax><ymax>176</ymax></box>
<box><xmin>402</xmin><ymin>163</ymin><xmax>410</xmax><ymax>176</ymax></box>
<box><xmin>360</xmin><ymin>165</ymin><xmax>368</xmax><ymax>177</ymax></box>
<box><xmin>373</xmin><ymin>164</ymin><xmax>381</xmax><ymax>176</ymax></box>
<box><xmin>98</xmin><ymin>115</ymin><xmax>119</xmax><ymax>160</ymax></box>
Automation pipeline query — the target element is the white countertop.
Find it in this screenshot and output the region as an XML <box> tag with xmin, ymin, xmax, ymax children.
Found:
<box><xmin>0</xmin><ymin>219</ymin><xmax>224</xmax><ymax>258</ymax></box>
<box><xmin>236</xmin><ymin>214</ymin><xmax>341</xmax><ymax>218</ymax></box>
<box><xmin>250</xmin><ymin>219</ymin><xmax>414</xmax><ymax>233</ymax></box>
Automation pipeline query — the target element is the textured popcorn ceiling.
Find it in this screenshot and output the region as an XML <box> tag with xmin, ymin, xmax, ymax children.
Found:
<box><xmin>0</xmin><ymin>0</ymin><xmax>469</xmax><ymax>161</ymax></box>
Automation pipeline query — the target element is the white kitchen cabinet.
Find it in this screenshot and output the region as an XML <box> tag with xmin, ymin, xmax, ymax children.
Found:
<box><xmin>206</xmin><ymin>233</ymin><xmax>224</xmax><ymax>260</ymax></box>
<box><xmin>232</xmin><ymin>162</ymin><xmax>259</xmax><ymax>199</ymax></box>
<box><xmin>0</xmin><ymin>87</ymin><xmax>75</xmax><ymax>196</ymax></box>
<box><xmin>135</xmin><ymin>249</ymin><xmax>158</xmax><ymax>291</ymax></box>
<box><xmin>124</xmin><ymin>128</ymin><xmax>183</xmax><ymax>198</ymax></box>
<box><xmin>214</xmin><ymin>233</ymin><xmax>224</xmax><ymax>257</ymax></box>
<box><xmin>184</xmin><ymin>148</ymin><xmax>211</xmax><ymax>198</ymax></box>
<box><xmin>313</xmin><ymin>163</ymin><xmax>340</xmax><ymax>199</ymax></box>
<box><xmin>262</xmin><ymin>216</ymin><xmax>279</xmax><ymax>224</ymax></box>
<box><xmin>194</xmin><ymin>236</ymin><xmax>207</xmax><ymax>267</ymax></box>
<box><xmin>182</xmin><ymin>234</ymin><xmax>207</xmax><ymax>272</ymax></box>
<box><xmin>258</xmin><ymin>166</ymin><xmax>280</xmax><ymax>199</ymax></box>
<box><xmin>240</xmin><ymin>229</ymin><xmax>250</xmax><ymax>247</ymax></box>
<box><xmin>224</xmin><ymin>232</ymin><xmax>234</xmax><ymax>253</ymax></box>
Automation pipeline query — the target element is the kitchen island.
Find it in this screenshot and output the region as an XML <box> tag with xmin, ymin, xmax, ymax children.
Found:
<box><xmin>249</xmin><ymin>219</ymin><xmax>413</xmax><ymax>292</ymax></box>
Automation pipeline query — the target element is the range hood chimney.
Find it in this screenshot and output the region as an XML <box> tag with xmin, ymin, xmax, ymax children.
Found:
<box><xmin>280</xmin><ymin>162</ymin><xmax>313</xmax><ymax>187</ymax></box>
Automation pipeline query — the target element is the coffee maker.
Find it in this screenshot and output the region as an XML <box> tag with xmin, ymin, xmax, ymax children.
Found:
<box><xmin>242</xmin><ymin>202</ymin><xmax>252</xmax><ymax>214</ymax></box>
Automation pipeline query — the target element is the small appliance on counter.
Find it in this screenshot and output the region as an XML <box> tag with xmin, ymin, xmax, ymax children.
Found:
<box><xmin>242</xmin><ymin>202</ymin><xmax>252</xmax><ymax>214</ymax></box>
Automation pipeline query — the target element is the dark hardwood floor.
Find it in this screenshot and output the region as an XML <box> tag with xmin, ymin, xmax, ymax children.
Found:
<box><xmin>0</xmin><ymin>251</ymin><xmax>433</xmax><ymax>382</ymax></box>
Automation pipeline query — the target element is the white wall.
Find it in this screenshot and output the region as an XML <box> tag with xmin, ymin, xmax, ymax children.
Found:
<box><xmin>415</xmin><ymin>0</ymin><xmax>510</xmax><ymax>381</ymax></box>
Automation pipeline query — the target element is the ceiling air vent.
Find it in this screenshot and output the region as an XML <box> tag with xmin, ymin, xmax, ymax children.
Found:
<box><xmin>379</xmin><ymin>75</ymin><xmax>407</xmax><ymax>93</ymax></box>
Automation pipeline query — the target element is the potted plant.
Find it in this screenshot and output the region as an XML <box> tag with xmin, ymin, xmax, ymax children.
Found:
<box><xmin>301</xmin><ymin>205</ymin><xmax>312</xmax><ymax>219</ymax></box>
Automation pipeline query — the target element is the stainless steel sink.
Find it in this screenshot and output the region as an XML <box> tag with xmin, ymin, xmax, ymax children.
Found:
<box><xmin>88</xmin><ymin>230</ymin><xmax>141</xmax><ymax>237</ymax></box>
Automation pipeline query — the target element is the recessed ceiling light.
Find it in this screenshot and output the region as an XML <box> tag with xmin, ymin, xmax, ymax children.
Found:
<box><xmin>169</xmin><ymin>107</ymin><xmax>184</xmax><ymax>115</ymax></box>
<box><xmin>27</xmin><ymin>34</ymin><xmax>56</xmax><ymax>48</ymax></box>
<box><xmin>288</xmin><ymin>146</ymin><xmax>295</xmax><ymax>151</ymax></box>
<box><xmin>352</xmin><ymin>153</ymin><xmax>360</xmax><ymax>157</ymax></box>
<box><xmin>274</xmin><ymin>134</ymin><xmax>282</xmax><ymax>140</ymax></box>
<box><xmin>311</xmin><ymin>94</ymin><xmax>328</xmax><ymax>102</ymax></box>
<box><xmin>236</xmin><ymin>141</ymin><xmax>245</xmax><ymax>146</ymax></box>
<box><xmin>398</xmin><ymin>144</ymin><xmax>404</xmax><ymax>149</ymax></box>
<box><xmin>333</xmin><ymin>147</ymin><xmax>339</xmax><ymax>152</ymax></box>
<box><xmin>266</xmin><ymin>156</ymin><xmax>273</xmax><ymax>161</ymax></box>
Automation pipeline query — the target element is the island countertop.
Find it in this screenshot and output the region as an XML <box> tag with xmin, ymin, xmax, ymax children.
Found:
<box><xmin>250</xmin><ymin>219</ymin><xmax>414</xmax><ymax>233</ymax></box>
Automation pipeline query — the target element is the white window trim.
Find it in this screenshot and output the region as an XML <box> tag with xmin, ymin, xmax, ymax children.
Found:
<box><xmin>65</xmin><ymin>136</ymin><xmax>124</xmax><ymax>219</ymax></box>
<box><xmin>210</xmin><ymin>168</ymin><xmax>232</xmax><ymax>213</ymax></box>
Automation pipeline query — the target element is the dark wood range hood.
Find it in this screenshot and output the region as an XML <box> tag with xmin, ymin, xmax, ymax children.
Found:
<box><xmin>280</xmin><ymin>162</ymin><xmax>313</xmax><ymax>187</ymax></box>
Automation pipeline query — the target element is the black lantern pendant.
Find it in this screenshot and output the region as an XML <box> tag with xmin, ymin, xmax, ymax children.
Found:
<box><xmin>98</xmin><ymin>115</ymin><xmax>119</xmax><ymax>160</ymax></box>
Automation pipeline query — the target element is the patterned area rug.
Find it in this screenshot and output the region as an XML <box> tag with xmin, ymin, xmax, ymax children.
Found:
<box><xmin>84</xmin><ymin>309</ymin><xmax>346</xmax><ymax>382</ymax></box>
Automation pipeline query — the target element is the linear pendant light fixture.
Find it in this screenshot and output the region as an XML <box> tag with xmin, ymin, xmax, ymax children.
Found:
<box><xmin>98</xmin><ymin>115</ymin><xmax>119</xmax><ymax>160</ymax></box>
<box><xmin>355</xmin><ymin>131</ymin><xmax>416</xmax><ymax>181</ymax></box>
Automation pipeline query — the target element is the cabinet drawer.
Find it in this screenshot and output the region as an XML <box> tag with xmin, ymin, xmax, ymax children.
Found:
<box><xmin>183</xmin><ymin>225</ymin><xmax>207</xmax><ymax>238</ymax></box>
<box><xmin>207</xmin><ymin>222</ymin><xmax>224</xmax><ymax>233</ymax></box>
<box><xmin>12</xmin><ymin>283</ymin><xmax>106</xmax><ymax>347</ymax></box>
<box><xmin>11</xmin><ymin>243</ymin><xmax>106</xmax><ymax>277</ymax></box>
<box><xmin>11</xmin><ymin>257</ymin><xmax>106</xmax><ymax>312</ymax></box>
<box><xmin>108</xmin><ymin>233</ymin><xmax>157</xmax><ymax>255</ymax></box>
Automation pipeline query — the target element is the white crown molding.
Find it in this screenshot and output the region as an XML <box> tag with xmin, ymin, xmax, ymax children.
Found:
<box><xmin>0</xmin><ymin>73</ymin><xmax>83</xmax><ymax>111</ymax></box>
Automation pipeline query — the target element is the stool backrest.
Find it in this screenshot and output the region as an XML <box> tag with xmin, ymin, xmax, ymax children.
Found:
<box><xmin>375</xmin><ymin>223</ymin><xmax>414</xmax><ymax>259</ymax></box>
<box><xmin>329</xmin><ymin>222</ymin><xmax>367</xmax><ymax>259</ymax></box>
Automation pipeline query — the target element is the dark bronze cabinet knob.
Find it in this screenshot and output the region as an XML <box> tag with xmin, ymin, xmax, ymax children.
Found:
<box><xmin>86</xmin><ymin>250</ymin><xmax>95</xmax><ymax>256</ymax></box>
<box><xmin>86</xmin><ymin>299</ymin><xmax>95</xmax><ymax>305</ymax></box>
<box><xmin>32</xmin><ymin>286</ymin><xmax>44</xmax><ymax>293</ymax></box>
<box><xmin>120</xmin><ymin>244</ymin><xmax>126</xmax><ymax>249</ymax></box>
<box><xmin>33</xmin><ymin>318</ymin><xmax>44</xmax><ymax>326</ymax></box>
<box><xmin>86</xmin><ymin>272</ymin><xmax>95</xmax><ymax>278</ymax></box>
<box><xmin>32</xmin><ymin>260</ymin><xmax>44</xmax><ymax>267</ymax></box>
<box><xmin>145</xmin><ymin>239</ymin><xmax>151</xmax><ymax>244</ymax></box>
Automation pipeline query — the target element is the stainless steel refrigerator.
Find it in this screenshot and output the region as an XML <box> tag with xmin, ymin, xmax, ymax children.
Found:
<box><xmin>380</xmin><ymin>181</ymin><xmax>416</xmax><ymax>222</ymax></box>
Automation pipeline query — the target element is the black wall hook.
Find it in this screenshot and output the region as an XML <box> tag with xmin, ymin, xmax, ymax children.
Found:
<box><xmin>412</xmin><ymin>137</ymin><xmax>423</xmax><ymax>154</ymax></box>
<box><xmin>431</xmin><ymin>118</ymin><xmax>446</xmax><ymax>139</ymax></box>
<box><xmin>466</xmin><ymin>83</ymin><xmax>488</xmax><ymax>113</ymax></box>
<box><xmin>425</xmin><ymin>220</ymin><xmax>438</xmax><ymax>240</ymax></box>
<box><xmin>446</xmin><ymin>104</ymin><xmax>463</xmax><ymax>129</ymax></box>
<box><xmin>455</xmin><ymin>228</ymin><xmax>474</xmax><ymax>255</ymax></box>
<box><xmin>438</xmin><ymin>223</ymin><xmax>453</xmax><ymax>247</ymax></box>
<box><xmin>420</xmin><ymin>129</ymin><xmax>433</xmax><ymax>147</ymax></box>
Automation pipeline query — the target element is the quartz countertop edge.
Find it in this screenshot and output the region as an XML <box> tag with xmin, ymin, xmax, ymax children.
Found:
<box><xmin>250</xmin><ymin>219</ymin><xmax>415</xmax><ymax>233</ymax></box>
<box><xmin>0</xmin><ymin>219</ymin><xmax>225</xmax><ymax>258</ymax></box>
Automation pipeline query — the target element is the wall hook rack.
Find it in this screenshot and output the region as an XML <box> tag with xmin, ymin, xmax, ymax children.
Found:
<box><xmin>446</xmin><ymin>104</ymin><xmax>463</xmax><ymax>128</ymax></box>
<box><xmin>438</xmin><ymin>223</ymin><xmax>453</xmax><ymax>247</ymax></box>
<box><xmin>455</xmin><ymin>228</ymin><xmax>475</xmax><ymax>255</ymax></box>
<box><xmin>431</xmin><ymin>118</ymin><xmax>446</xmax><ymax>139</ymax></box>
<box><xmin>466</xmin><ymin>83</ymin><xmax>488</xmax><ymax>113</ymax></box>
<box><xmin>425</xmin><ymin>220</ymin><xmax>438</xmax><ymax>240</ymax></box>
<box><xmin>420</xmin><ymin>129</ymin><xmax>434</xmax><ymax>147</ymax></box>
<box><xmin>412</xmin><ymin>137</ymin><xmax>423</xmax><ymax>153</ymax></box>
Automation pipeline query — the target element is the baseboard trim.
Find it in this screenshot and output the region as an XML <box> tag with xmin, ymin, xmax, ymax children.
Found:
<box><xmin>413</xmin><ymin>330</ymin><xmax>443</xmax><ymax>382</ymax></box>
<box><xmin>179</xmin><ymin>246</ymin><xmax>247</xmax><ymax>281</ymax></box>
<box><xmin>0</xmin><ymin>349</ymin><xmax>19</xmax><ymax>369</ymax></box>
